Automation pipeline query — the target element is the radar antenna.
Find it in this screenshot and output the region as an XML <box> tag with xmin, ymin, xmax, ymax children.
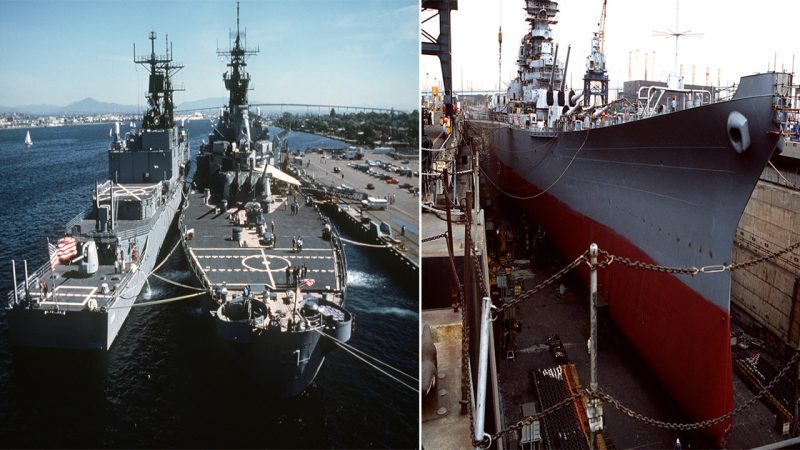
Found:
<box><xmin>653</xmin><ymin>0</ymin><xmax>702</xmax><ymax>77</ymax></box>
<box><xmin>133</xmin><ymin>31</ymin><xmax>184</xmax><ymax>129</ymax></box>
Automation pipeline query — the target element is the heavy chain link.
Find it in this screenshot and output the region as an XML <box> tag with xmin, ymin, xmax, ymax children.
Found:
<box><xmin>598</xmin><ymin>239</ymin><xmax>800</xmax><ymax>276</ymax></box>
<box><xmin>422</xmin><ymin>231</ymin><xmax>448</xmax><ymax>243</ymax></box>
<box><xmin>465</xmin><ymin>241</ymin><xmax>800</xmax><ymax>444</ymax></box>
<box><xmin>599</xmin><ymin>249</ymin><xmax>704</xmax><ymax>276</ymax></box>
<box><xmin>472</xmin><ymin>247</ymin><xmax>489</xmax><ymax>298</ymax></box>
<box><xmin>593</xmin><ymin>348</ymin><xmax>800</xmax><ymax>431</ymax></box>
<box><xmin>479</xmin><ymin>391</ymin><xmax>584</xmax><ymax>447</ymax></box>
<box><xmin>480</xmin><ymin>348</ymin><xmax>800</xmax><ymax>444</ymax></box>
<box><xmin>729</xmin><ymin>240</ymin><xmax>800</xmax><ymax>271</ymax></box>
<box><xmin>459</xmin><ymin>282</ymin><xmax>479</xmax><ymax>447</ymax></box>
<box><xmin>492</xmin><ymin>251</ymin><xmax>588</xmax><ymax>318</ymax></box>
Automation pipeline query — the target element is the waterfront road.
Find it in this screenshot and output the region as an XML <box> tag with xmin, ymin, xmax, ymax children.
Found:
<box><xmin>302</xmin><ymin>151</ymin><xmax>420</xmax><ymax>258</ymax></box>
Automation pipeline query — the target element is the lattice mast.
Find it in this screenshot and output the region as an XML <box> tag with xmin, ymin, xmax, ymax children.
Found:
<box><xmin>219</xmin><ymin>1</ymin><xmax>259</xmax><ymax>114</ymax></box>
<box><xmin>134</xmin><ymin>31</ymin><xmax>184</xmax><ymax>129</ymax></box>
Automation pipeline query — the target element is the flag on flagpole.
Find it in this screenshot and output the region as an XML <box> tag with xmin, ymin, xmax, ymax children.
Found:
<box><xmin>47</xmin><ymin>238</ymin><xmax>59</xmax><ymax>271</ymax></box>
<box><xmin>299</xmin><ymin>278</ymin><xmax>315</xmax><ymax>290</ymax></box>
<box><xmin>56</xmin><ymin>236</ymin><xmax>78</xmax><ymax>263</ymax></box>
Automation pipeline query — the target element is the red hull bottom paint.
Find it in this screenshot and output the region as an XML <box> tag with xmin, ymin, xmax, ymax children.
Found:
<box><xmin>496</xmin><ymin>163</ymin><xmax>733</xmax><ymax>445</ymax></box>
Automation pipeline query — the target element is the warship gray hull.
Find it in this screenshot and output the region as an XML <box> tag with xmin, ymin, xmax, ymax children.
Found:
<box><xmin>181</xmin><ymin>3</ymin><xmax>352</xmax><ymax>396</ymax></box>
<box><xmin>181</xmin><ymin>185</ymin><xmax>352</xmax><ymax>397</ymax></box>
<box><xmin>6</xmin><ymin>32</ymin><xmax>189</xmax><ymax>351</ymax></box>
<box><xmin>481</xmin><ymin>73</ymin><xmax>787</xmax><ymax>444</ymax></box>
<box><xmin>213</xmin><ymin>297</ymin><xmax>352</xmax><ymax>397</ymax></box>
<box><xmin>8</xmin><ymin>189</ymin><xmax>183</xmax><ymax>349</ymax></box>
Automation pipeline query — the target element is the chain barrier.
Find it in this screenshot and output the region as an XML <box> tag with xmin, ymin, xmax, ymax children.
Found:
<box><xmin>482</xmin><ymin>345</ymin><xmax>797</xmax><ymax>445</ymax></box>
<box><xmin>729</xmin><ymin>239</ymin><xmax>800</xmax><ymax>271</ymax></box>
<box><xmin>422</xmin><ymin>232</ymin><xmax>448</xmax><ymax>243</ymax></box>
<box><xmin>465</xmin><ymin>238</ymin><xmax>800</xmax><ymax>444</ymax></box>
<box><xmin>597</xmin><ymin>239</ymin><xmax>800</xmax><ymax>276</ymax></box>
<box><xmin>592</xmin><ymin>347</ymin><xmax>800</xmax><ymax>431</ymax></box>
<box><xmin>491</xmin><ymin>251</ymin><xmax>588</xmax><ymax>319</ymax></box>
<box><xmin>479</xmin><ymin>391</ymin><xmax>585</xmax><ymax>447</ymax></box>
<box><xmin>472</xmin><ymin>247</ymin><xmax>489</xmax><ymax>298</ymax></box>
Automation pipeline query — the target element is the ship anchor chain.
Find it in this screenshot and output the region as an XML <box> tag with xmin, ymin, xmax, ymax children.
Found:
<box><xmin>467</xmin><ymin>239</ymin><xmax>800</xmax><ymax>445</ymax></box>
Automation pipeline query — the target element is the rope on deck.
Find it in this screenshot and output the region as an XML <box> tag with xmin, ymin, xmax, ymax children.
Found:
<box><xmin>338</xmin><ymin>237</ymin><xmax>393</xmax><ymax>248</ymax></box>
<box><xmin>107</xmin><ymin>292</ymin><xmax>205</xmax><ymax>309</ymax></box>
<box><xmin>149</xmin><ymin>271</ymin><xmax>206</xmax><ymax>292</ymax></box>
<box><xmin>315</xmin><ymin>329</ymin><xmax>419</xmax><ymax>393</ymax></box>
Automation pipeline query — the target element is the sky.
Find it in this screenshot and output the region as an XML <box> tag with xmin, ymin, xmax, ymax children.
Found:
<box><xmin>421</xmin><ymin>0</ymin><xmax>800</xmax><ymax>95</ymax></box>
<box><xmin>0</xmin><ymin>0</ymin><xmax>419</xmax><ymax>111</ymax></box>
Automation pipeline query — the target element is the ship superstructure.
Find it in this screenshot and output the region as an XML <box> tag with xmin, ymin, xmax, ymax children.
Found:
<box><xmin>181</xmin><ymin>4</ymin><xmax>351</xmax><ymax>397</ymax></box>
<box><xmin>7</xmin><ymin>32</ymin><xmax>189</xmax><ymax>350</ymax></box>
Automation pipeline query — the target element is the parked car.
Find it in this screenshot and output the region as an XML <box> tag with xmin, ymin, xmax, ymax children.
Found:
<box><xmin>333</xmin><ymin>166</ymin><xmax>341</xmax><ymax>173</ymax></box>
<box><xmin>385</xmin><ymin>178</ymin><xmax>400</xmax><ymax>184</ymax></box>
<box><xmin>366</xmin><ymin>183</ymin><xmax>375</xmax><ymax>190</ymax></box>
<box><xmin>399</xmin><ymin>182</ymin><xmax>412</xmax><ymax>189</ymax></box>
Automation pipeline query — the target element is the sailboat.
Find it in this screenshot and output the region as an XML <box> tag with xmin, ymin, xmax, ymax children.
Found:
<box><xmin>24</xmin><ymin>130</ymin><xmax>32</xmax><ymax>146</ymax></box>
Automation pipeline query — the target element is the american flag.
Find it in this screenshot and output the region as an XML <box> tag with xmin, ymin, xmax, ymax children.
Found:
<box><xmin>55</xmin><ymin>236</ymin><xmax>78</xmax><ymax>263</ymax></box>
<box><xmin>299</xmin><ymin>278</ymin><xmax>315</xmax><ymax>289</ymax></box>
<box><xmin>47</xmin><ymin>239</ymin><xmax>59</xmax><ymax>271</ymax></box>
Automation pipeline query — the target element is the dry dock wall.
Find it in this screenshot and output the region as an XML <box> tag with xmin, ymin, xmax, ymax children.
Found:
<box><xmin>732</xmin><ymin>167</ymin><xmax>800</xmax><ymax>348</ymax></box>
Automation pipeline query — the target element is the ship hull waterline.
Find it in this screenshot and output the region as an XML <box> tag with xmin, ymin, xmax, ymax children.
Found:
<box><xmin>8</xmin><ymin>188</ymin><xmax>184</xmax><ymax>351</ymax></box>
<box><xmin>481</xmin><ymin>93</ymin><xmax>781</xmax><ymax>445</ymax></box>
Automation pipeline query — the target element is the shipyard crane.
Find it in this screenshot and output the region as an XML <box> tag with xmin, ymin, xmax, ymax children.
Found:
<box><xmin>597</xmin><ymin>0</ymin><xmax>607</xmax><ymax>53</ymax></box>
<box><xmin>583</xmin><ymin>0</ymin><xmax>609</xmax><ymax>106</ymax></box>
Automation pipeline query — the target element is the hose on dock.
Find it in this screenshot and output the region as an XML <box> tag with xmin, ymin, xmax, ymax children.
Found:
<box><xmin>315</xmin><ymin>329</ymin><xmax>419</xmax><ymax>393</ymax></box>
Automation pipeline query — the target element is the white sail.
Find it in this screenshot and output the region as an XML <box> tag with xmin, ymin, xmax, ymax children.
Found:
<box><xmin>24</xmin><ymin>130</ymin><xmax>32</xmax><ymax>146</ymax></box>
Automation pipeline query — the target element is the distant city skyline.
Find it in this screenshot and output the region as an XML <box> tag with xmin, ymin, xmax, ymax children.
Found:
<box><xmin>0</xmin><ymin>0</ymin><xmax>419</xmax><ymax>111</ymax></box>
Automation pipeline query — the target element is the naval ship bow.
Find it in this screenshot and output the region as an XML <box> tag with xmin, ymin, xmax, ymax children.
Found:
<box><xmin>475</xmin><ymin>0</ymin><xmax>795</xmax><ymax>445</ymax></box>
<box><xmin>7</xmin><ymin>32</ymin><xmax>189</xmax><ymax>350</ymax></box>
<box><xmin>181</xmin><ymin>4</ymin><xmax>352</xmax><ymax>397</ymax></box>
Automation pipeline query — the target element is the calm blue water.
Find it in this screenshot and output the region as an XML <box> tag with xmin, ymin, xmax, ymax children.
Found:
<box><xmin>0</xmin><ymin>123</ymin><xmax>418</xmax><ymax>448</ymax></box>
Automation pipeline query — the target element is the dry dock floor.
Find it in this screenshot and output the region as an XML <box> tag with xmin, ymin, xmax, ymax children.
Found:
<box><xmin>495</xmin><ymin>243</ymin><xmax>783</xmax><ymax>449</ymax></box>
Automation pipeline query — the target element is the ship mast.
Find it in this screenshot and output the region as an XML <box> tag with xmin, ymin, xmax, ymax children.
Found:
<box><xmin>218</xmin><ymin>2</ymin><xmax>259</xmax><ymax>147</ymax></box>
<box><xmin>653</xmin><ymin>0</ymin><xmax>701</xmax><ymax>86</ymax></box>
<box><xmin>134</xmin><ymin>31</ymin><xmax>184</xmax><ymax>130</ymax></box>
<box><xmin>220</xmin><ymin>2</ymin><xmax>259</xmax><ymax>117</ymax></box>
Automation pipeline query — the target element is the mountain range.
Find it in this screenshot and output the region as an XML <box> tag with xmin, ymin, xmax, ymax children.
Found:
<box><xmin>0</xmin><ymin>97</ymin><xmax>254</xmax><ymax>115</ymax></box>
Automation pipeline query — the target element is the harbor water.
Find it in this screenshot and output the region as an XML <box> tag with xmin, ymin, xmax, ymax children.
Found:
<box><xmin>0</xmin><ymin>122</ymin><xmax>417</xmax><ymax>447</ymax></box>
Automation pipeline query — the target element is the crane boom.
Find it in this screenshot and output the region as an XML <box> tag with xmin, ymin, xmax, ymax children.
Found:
<box><xmin>598</xmin><ymin>0</ymin><xmax>607</xmax><ymax>53</ymax></box>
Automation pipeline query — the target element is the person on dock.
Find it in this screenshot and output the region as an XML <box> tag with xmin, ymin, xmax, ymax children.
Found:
<box><xmin>270</xmin><ymin>220</ymin><xmax>275</xmax><ymax>234</ymax></box>
<box><xmin>285</xmin><ymin>266</ymin><xmax>290</xmax><ymax>285</ymax></box>
<box><xmin>297</xmin><ymin>238</ymin><xmax>303</xmax><ymax>252</ymax></box>
<box><xmin>292</xmin><ymin>236</ymin><xmax>297</xmax><ymax>252</ymax></box>
<box><xmin>401</xmin><ymin>225</ymin><xmax>405</xmax><ymax>236</ymax></box>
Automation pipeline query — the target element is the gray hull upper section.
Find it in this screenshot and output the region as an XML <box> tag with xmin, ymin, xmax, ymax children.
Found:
<box><xmin>490</xmin><ymin>92</ymin><xmax>779</xmax><ymax>312</ymax></box>
<box><xmin>8</xmin><ymin>187</ymin><xmax>183</xmax><ymax>350</ymax></box>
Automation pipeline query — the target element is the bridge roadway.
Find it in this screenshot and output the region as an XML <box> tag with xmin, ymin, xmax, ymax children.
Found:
<box><xmin>301</xmin><ymin>151</ymin><xmax>419</xmax><ymax>261</ymax></box>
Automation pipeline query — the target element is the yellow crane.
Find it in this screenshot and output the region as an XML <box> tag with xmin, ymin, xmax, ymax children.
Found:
<box><xmin>597</xmin><ymin>0</ymin><xmax>607</xmax><ymax>53</ymax></box>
